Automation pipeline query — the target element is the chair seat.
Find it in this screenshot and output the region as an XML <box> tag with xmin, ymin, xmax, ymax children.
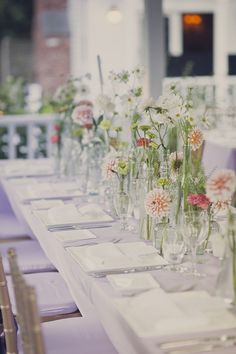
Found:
<box><xmin>1</xmin><ymin>240</ymin><xmax>56</xmax><ymax>274</ymax></box>
<box><xmin>42</xmin><ymin>317</ymin><xmax>118</xmax><ymax>354</ymax></box>
<box><xmin>0</xmin><ymin>214</ymin><xmax>28</xmax><ymax>238</ymax></box>
<box><xmin>7</xmin><ymin>272</ymin><xmax>77</xmax><ymax>317</ymax></box>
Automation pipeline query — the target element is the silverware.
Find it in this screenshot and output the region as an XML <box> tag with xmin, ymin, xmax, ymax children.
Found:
<box><xmin>48</xmin><ymin>224</ymin><xmax>112</xmax><ymax>232</ymax></box>
<box><xmin>160</xmin><ymin>334</ymin><xmax>236</xmax><ymax>350</ymax></box>
<box><xmin>165</xmin><ymin>339</ymin><xmax>236</xmax><ymax>354</ymax></box>
<box><xmin>89</xmin><ymin>264</ymin><xmax>168</xmax><ymax>278</ymax></box>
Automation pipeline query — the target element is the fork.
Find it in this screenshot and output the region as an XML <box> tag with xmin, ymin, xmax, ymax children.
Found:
<box><xmin>160</xmin><ymin>334</ymin><xmax>236</xmax><ymax>350</ymax></box>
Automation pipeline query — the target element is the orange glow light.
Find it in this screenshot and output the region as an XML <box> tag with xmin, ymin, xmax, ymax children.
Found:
<box><xmin>184</xmin><ymin>14</ymin><xmax>203</xmax><ymax>26</ymax></box>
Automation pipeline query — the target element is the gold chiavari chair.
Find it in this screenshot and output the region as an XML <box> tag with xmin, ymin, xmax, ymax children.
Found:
<box><xmin>7</xmin><ymin>248</ymin><xmax>118</xmax><ymax>354</ymax></box>
<box><xmin>0</xmin><ymin>253</ymin><xmax>18</xmax><ymax>354</ymax></box>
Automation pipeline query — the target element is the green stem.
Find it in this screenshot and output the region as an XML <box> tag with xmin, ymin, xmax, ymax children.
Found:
<box><xmin>203</xmin><ymin>211</ymin><xmax>212</xmax><ymax>250</ymax></box>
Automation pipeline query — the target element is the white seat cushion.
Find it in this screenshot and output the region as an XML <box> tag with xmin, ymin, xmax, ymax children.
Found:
<box><xmin>7</xmin><ymin>272</ymin><xmax>77</xmax><ymax>317</ymax></box>
<box><xmin>1</xmin><ymin>240</ymin><xmax>55</xmax><ymax>274</ymax></box>
<box><xmin>0</xmin><ymin>214</ymin><xmax>27</xmax><ymax>238</ymax></box>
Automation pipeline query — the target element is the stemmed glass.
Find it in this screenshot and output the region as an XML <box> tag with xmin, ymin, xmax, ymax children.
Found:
<box><xmin>181</xmin><ymin>210</ymin><xmax>209</xmax><ymax>276</ymax></box>
<box><xmin>162</xmin><ymin>224</ymin><xmax>186</xmax><ymax>271</ymax></box>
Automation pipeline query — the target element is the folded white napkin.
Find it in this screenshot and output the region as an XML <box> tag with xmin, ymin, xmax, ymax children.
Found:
<box><xmin>19</xmin><ymin>182</ymin><xmax>82</xmax><ymax>200</ymax></box>
<box><xmin>67</xmin><ymin>242</ymin><xmax>167</xmax><ymax>273</ymax></box>
<box><xmin>114</xmin><ymin>290</ymin><xmax>236</xmax><ymax>338</ymax></box>
<box><xmin>47</xmin><ymin>204</ymin><xmax>113</xmax><ymax>226</ymax></box>
<box><xmin>30</xmin><ymin>199</ymin><xmax>64</xmax><ymax>210</ymax></box>
<box><xmin>107</xmin><ymin>273</ymin><xmax>159</xmax><ymax>295</ymax></box>
<box><xmin>54</xmin><ymin>230</ymin><xmax>96</xmax><ymax>245</ymax></box>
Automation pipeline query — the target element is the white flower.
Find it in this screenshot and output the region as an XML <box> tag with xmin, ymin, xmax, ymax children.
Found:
<box><xmin>120</xmin><ymin>93</ymin><xmax>135</xmax><ymax>106</ymax></box>
<box><xmin>206</xmin><ymin>169</ymin><xmax>236</xmax><ymax>202</ymax></box>
<box><xmin>96</xmin><ymin>94</ymin><xmax>115</xmax><ymax>113</ymax></box>
<box><xmin>156</xmin><ymin>93</ymin><xmax>184</xmax><ymax>124</ymax></box>
<box><xmin>132</xmin><ymin>65</ymin><xmax>145</xmax><ymax>80</ymax></box>
<box><xmin>145</xmin><ymin>188</ymin><xmax>171</xmax><ymax>219</ymax></box>
<box><xmin>140</xmin><ymin>97</ymin><xmax>157</xmax><ymax>112</ymax></box>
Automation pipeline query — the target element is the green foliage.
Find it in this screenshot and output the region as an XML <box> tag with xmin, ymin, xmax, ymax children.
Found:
<box><xmin>0</xmin><ymin>76</ymin><xmax>26</xmax><ymax>114</ymax></box>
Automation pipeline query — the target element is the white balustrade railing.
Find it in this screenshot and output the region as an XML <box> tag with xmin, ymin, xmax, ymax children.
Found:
<box><xmin>1</xmin><ymin>76</ymin><xmax>236</xmax><ymax>160</ymax></box>
<box><xmin>163</xmin><ymin>76</ymin><xmax>236</xmax><ymax>107</ymax></box>
<box><xmin>0</xmin><ymin>113</ymin><xmax>57</xmax><ymax>159</ymax></box>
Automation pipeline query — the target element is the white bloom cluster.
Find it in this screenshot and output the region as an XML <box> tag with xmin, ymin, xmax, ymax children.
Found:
<box><xmin>96</xmin><ymin>94</ymin><xmax>115</xmax><ymax>114</ymax></box>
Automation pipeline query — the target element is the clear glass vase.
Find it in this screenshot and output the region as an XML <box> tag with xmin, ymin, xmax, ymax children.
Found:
<box><xmin>216</xmin><ymin>212</ymin><xmax>236</xmax><ymax>306</ymax></box>
<box><xmin>153</xmin><ymin>219</ymin><xmax>170</xmax><ymax>255</ymax></box>
<box><xmin>113</xmin><ymin>177</ymin><xmax>129</xmax><ymax>231</ymax></box>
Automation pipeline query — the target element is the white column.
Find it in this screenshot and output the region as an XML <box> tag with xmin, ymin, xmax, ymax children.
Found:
<box><xmin>214</xmin><ymin>0</ymin><xmax>229</xmax><ymax>77</ymax></box>
<box><xmin>68</xmin><ymin>0</ymin><xmax>89</xmax><ymax>77</ymax></box>
<box><xmin>168</xmin><ymin>12</ymin><xmax>183</xmax><ymax>57</ymax></box>
<box><xmin>214</xmin><ymin>0</ymin><xmax>230</xmax><ymax>104</ymax></box>
<box><xmin>145</xmin><ymin>0</ymin><xmax>165</xmax><ymax>98</ymax></box>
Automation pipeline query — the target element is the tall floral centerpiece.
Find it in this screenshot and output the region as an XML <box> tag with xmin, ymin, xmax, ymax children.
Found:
<box><xmin>206</xmin><ymin>169</ymin><xmax>236</xmax><ymax>305</ymax></box>
<box><xmin>45</xmin><ymin>74</ymin><xmax>92</xmax><ymax>175</ymax></box>
<box><xmin>145</xmin><ymin>188</ymin><xmax>171</xmax><ymax>252</ymax></box>
<box><xmin>102</xmin><ymin>153</ymin><xmax>130</xmax><ymax>230</ymax></box>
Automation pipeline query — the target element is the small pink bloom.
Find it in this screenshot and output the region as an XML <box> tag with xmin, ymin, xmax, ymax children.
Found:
<box><xmin>51</xmin><ymin>135</ymin><xmax>59</xmax><ymax>144</ymax></box>
<box><xmin>145</xmin><ymin>189</ymin><xmax>171</xmax><ymax>218</ymax></box>
<box><xmin>72</xmin><ymin>104</ymin><xmax>93</xmax><ymax>129</ymax></box>
<box><xmin>206</xmin><ymin>169</ymin><xmax>236</xmax><ymax>202</ymax></box>
<box><xmin>136</xmin><ymin>138</ymin><xmax>150</xmax><ymax>148</ymax></box>
<box><xmin>187</xmin><ymin>194</ymin><xmax>210</xmax><ymax>210</ymax></box>
<box><xmin>188</xmin><ymin>127</ymin><xmax>203</xmax><ymax>151</ymax></box>
<box><xmin>54</xmin><ymin>124</ymin><xmax>61</xmax><ymax>131</ymax></box>
<box><xmin>102</xmin><ymin>155</ymin><xmax>118</xmax><ymax>180</ymax></box>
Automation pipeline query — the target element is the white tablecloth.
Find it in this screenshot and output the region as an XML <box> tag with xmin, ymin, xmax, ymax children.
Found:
<box><xmin>1</xmin><ymin>161</ymin><xmax>236</xmax><ymax>354</ymax></box>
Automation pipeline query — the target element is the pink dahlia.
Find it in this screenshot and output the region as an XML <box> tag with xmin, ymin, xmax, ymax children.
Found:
<box><xmin>145</xmin><ymin>189</ymin><xmax>171</xmax><ymax>218</ymax></box>
<box><xmin>188</xmin><ymin>127</ymin><xmax>203</xmax><ymax>151</ymax></box>
<box><xmin>187</xmin><ymin>193</ymin><xmax>210</xmax><ymax>210</ymax></box>
<box><xmin>206</xmin><ymin>169</ymin><xmax>236</xmax><ymax>202</ymax></box>
<box><xmin>72</xmin><ymin>104</ymin><xmax>93</xmax><ymax>129</ymax></box>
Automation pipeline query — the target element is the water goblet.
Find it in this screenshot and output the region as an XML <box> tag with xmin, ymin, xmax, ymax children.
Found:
<box><xmin>181</xmin><ymin>210</ymin><xmax>209</xmax><ymax>276</ymax></box>
<box><xmin>162</xmin><ymin>224</ymin><xmax>185</xmax><ymax>271</ymax></box>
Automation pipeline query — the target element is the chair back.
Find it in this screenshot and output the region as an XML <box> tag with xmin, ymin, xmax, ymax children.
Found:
<box><xmin>8</xmin><ymin>248</ymin><xmax>46</xmax><ymax>354</ymax></box>
<box><xmin>0</xmin><ymin>253</ymin><xmax>18</xmax><ymax>354</ymax></box>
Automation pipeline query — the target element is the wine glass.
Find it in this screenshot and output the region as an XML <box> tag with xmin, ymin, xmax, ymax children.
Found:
<box><xmin>181</xmin><ymin>210</ymin><xmax>209</xmax><ymax>276</ymax></box>
<box><xmin>162</xmin><ymin>224</ymin><xmax>186</xmax><ymax>271</ymax></box>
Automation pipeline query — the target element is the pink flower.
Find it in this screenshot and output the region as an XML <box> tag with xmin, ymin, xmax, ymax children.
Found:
<box><xmin>102</xmin><ymin>155</ymin><xmax>118</xmax><ymax>180</ymax></box>
<box><xmin>72</xmin><ymin>104</ymin><xmax>93</xmax><ymax>129</ymax></box>
<box><xmin>51</xmin><ymin>135</ymin><xmax>59</xmax><ymax>144</ymax></box>
<box><xmin>188</xmin><ymin>127</ymin><xmax>203</xmax><ymax>151</ymax></box>
<box><xmin>206</xmin><ymin>169</ymin><xmax>236</xmax><ymax>202</ymax></box>
<box><xmin>145</xmin><ymin>189</ymin><xmax>171</xmax><ymax>218</ymax></box>
<box><xmin>187</xmin><ymin>194</ymin><xmax>210</xmax><ymax>210</ymax></box>
<box><xmin>212</xmin><ymin>199</ymin><xmax>231</xmax><ymax>211</ymax></box>
<box><xmin>136</xmin><ymin>138</ymin><xmax>151</xmax><ymax>148</ymax></box>
<box><xmin>54</xmin><ymin>124</ymin><xmax>61</xmax><ymax>131</ymax></box>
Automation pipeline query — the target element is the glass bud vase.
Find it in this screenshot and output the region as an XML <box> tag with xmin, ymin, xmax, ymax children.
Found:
<box><xmin>215</xmin><ymin>212</ymin><xmax>236</xmax><ymax>307</ymax></box>
<box><xmin>113</xmin><ymin>177</ymin><xmax>129</xmax><ymax>231</ymax></box>
<box><xmin>153</xmin><ymin>219</ymin><xmax>169</xmax><ymax>255</ymax></box>
<box><xmin>181</xmin><ymin>144</ymin><xmax>191</xmax><ymax>211</ymax></box>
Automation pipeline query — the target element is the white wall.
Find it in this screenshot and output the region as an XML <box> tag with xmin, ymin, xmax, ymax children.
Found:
<box><xmin>69</xmin><ymin>0</ymin><xmax>145</xmax><ymax>97</ymax></box>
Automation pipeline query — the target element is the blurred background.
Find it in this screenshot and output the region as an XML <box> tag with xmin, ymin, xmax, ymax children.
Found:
<box><xmin>0</xmin><ymin>0</ymin><xmax>236</xmax><ymax>159</ymax></box>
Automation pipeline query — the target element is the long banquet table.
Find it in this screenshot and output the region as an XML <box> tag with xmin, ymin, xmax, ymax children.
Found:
<box><xmin>1</xmin><ymin>159</ymin><xmax>236</xmax><ymax>354</ymax></box>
